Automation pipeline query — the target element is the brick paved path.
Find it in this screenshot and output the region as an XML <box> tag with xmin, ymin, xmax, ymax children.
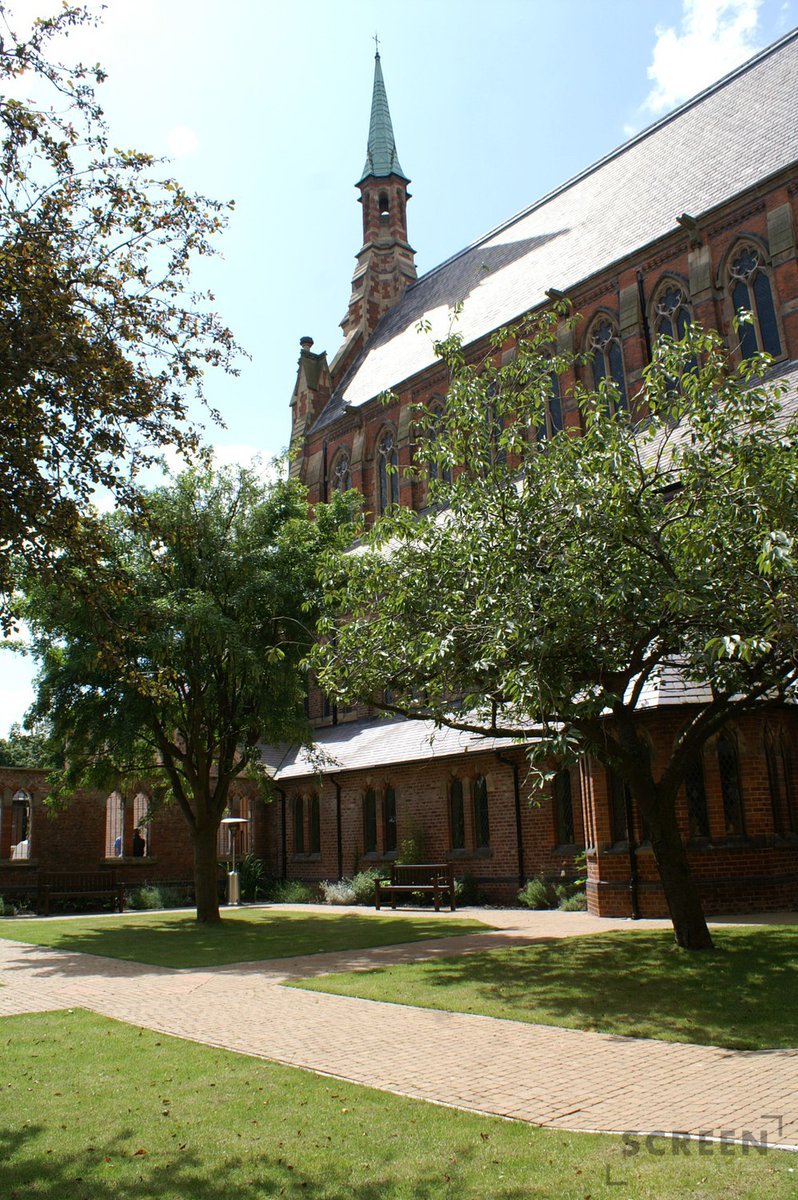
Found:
<box><xmin>1</xmin><ymin>908</ymin><xmax>797</xmax><ymax>1148</ymax></box>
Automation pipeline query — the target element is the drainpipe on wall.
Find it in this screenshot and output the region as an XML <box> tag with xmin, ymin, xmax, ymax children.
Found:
<box><xmin>495</xmin><ymin>751</ymin><xmax>525</xmax><ymax>888</ymax></box>
<box><xmin>329</xmin><ymin>773</ymin><xmax>344</xmax><ymax>881</ymax></box>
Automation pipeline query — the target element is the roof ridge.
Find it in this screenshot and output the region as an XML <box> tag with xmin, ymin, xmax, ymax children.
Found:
<box><xmin>407</xmin><ymin>27</ymin><xmax>798</xmax><ymax>293</ymax></box>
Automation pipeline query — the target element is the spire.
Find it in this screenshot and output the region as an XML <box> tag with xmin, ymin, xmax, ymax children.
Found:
<box><xmin>358</xmin><ymin>51</ymin><xmax>408</xmax><ymax>184</ymax></box>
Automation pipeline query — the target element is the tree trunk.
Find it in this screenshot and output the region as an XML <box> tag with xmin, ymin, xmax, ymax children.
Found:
<box><xmin>645</xmin><ymin>788</ymin><xmax>714</xmax><ymax>950</ymax></box>
<box><xmin>192</xmin><ymin>821</ymin><xmax>222</xmax><ymax>923</ymax></box>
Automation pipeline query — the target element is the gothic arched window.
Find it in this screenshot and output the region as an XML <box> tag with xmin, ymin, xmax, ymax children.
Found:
<box><xmin>553</xmin><ymin>768</ymin><xmax>575</xmax><ymax>846</ymax></box>
<box><xmin>383</xmin><ymin>785</ymin><xmax>397</xmax><ymax>853</ymax></box>
<box><xmin>293</xmin><ymin>796</ymin><xmax>305</xmax><ymax>855</ymax></box>
<box><xmin>309</xmin><ymin>793</ymin><xmax>321</xmax><ymax>854</ymax></box>
<box><xmin>424</xmin><ymin>403</ymin><xmax>451</xmax><ymax>485</ymax></box>
<box><xmin>536</xmin><ymin>370</ymin><xmax>564</xmax><ymax>442</ymax></box>
<box><xmin>765</xmin><ymin>727</ymin><xmax>795</xmax><ymax>837</ymax></box>
<box><xmin>473</xmin><ymin>774</ymin><xmax>490</xmax><ymax>848</ymax></box>
<box><xmin>684</xmin><ymin>753</ymin><xmax>710</xmax><ymax>839</ymax></box>
<box><xmin>331</xmin><ymin>451</ymin><xmax>351</xmax><ymax>494</ymax></box>
<box><xmin>449</xmin><ymin>778</ymin><xmax>465</xmax><ymax>849</ymax></box>
<box><xmin>717</xmin><ymin>731</ymin><xmax>744</xmax><ymax>836</ymax></box>
<box><xmin>653</xmin><ymin>282</ymin><xmax>692</xmax><ymax>340</ymax></box>
<box><xmin>376</xmin><ymin>430</ymin><xmax>398</xmax><ymax>514</ymax></box>
<box><xmin>728</xmin><ymin>244</ymin><xmax>782</xmax><ymax>360</ymax></box>
<box><xmin>10</xmin><ymin>789</ymin><xmax>32</xmax><ymax>859</ymax></box>
<box><xmin>363</xmin><ymin>787</ymin><xmax>378</xmax><ymax>853</ymax></box>
<box><xmin>588</xmin><ymin>318</ymin><xmax>627</xmax><ymax>410</ymax></box>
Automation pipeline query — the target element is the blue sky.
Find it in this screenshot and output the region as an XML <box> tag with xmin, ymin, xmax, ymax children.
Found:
<box><xmin>1</xmin><ymin>0</ymin><xmax>796</xmax><ymax>732</ymax></box>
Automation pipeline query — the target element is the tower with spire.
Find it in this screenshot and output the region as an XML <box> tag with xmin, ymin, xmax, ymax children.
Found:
<box><xmin>339</xmin><ymin>49</ymin><xmax>416</xmax><ymax>355</ymax></box>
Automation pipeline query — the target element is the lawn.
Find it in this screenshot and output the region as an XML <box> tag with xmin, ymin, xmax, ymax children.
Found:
<box><xmin>0</xmin><ymin>1009</ymin><xmax>792</xmax><ymax>1200</ymax></box>
<box><xmin>294</xmin><ymin>926</ymin><xmax>798</xmax><ymax>1050</ymax></box>
<box><xmin>0</xmin><ymin>908</ymin><xmax>489</xmax><ymax>968</ymax></box>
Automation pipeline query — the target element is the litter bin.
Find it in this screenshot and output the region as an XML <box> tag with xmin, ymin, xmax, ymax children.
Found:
<box><xmin>227</xmin><ymin>870</ymin><xmax>241</xmax><ymax>906</ymax></box>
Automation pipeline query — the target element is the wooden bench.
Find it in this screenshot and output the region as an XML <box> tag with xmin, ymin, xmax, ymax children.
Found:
<box><xmin>374</xmin><ymin>863</ymin><xmax>456</xmax><ymax>912</ymax></box>
<box><xmin>36</xmin><ymin>871</ymin><xmax>125</xmax><ymax>916</ymax></box>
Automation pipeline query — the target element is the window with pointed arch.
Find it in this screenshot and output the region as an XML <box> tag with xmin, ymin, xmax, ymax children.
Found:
<box><xmin>309</xmin><ymin>793</ymin><xmax>321</xmax><ymax>854</ymax></box>
<box><xmin>105</xmin><ymin>790</ymin><xmax>125</xmax><ymax>858</ymax></box>
<box><xmin>449</xmin><ymin>777</ymin><xmax>465</xmax><ymax>850</ymax></box>
<box><xmin>132</xmin><ymin>792</ymin><xmax>151</xmax><ymax>857</ymax></box>
<box><xmin>330</xmin><ymin>450</ymin><xmax>352</xmax><ymax>494</ymax></box>
<box><xmin>424</xmin><ymin>402</ymin><xmax>451</xmax><ymax>485</ymax></box>
<box><xmin>473</xmin><ymin>774</ymin><xmax>490</xmax><ymax>849</ymax></box>
<box><xmin>376</xmin><ymin>429</ymin><xmax>399</xmax><ymax>513</ymax></box>
<box><xmin>717</xmin><ymin>730</ymin><xmax>744</xmax><ymax>836</ymax></box>
<box><xmin>363</xmin><ymin>787</ymin><xmax>378</xmax><ymax>854</ymax></box>
<box><xmin>383</xmin><ymin>785</ymin><xmax>397</xmax><ymax>853</ymax></box>
<box><xmin>652</xmin><ymin>281</ymin><xmax>692</xmax><ymax>341</ymax></box>
<box><xmin>10</xmin><ymin>789</ymin><xmax>32</xmax><ymax>859</ymax></box>
<box><xmin>727</xmin><ymin>243</ymin><xmax>782</xmax><ymax>360</ymax></box>
<box><xmin>553</xmin><ymin>767</ymin><xmax>576</xmax><ymax>846</ymax></box>
<box><xmin>684</xmin><ymin>752</ymin><xmax>710</xmax><ymax>839</ymax></box>
<box><xmin>536</xmin><ymin>370</ymin><xmax>564</xmax><ymax>442</ymax></box>
<box><xmin>764</xmin><ymin>727</ymin><xmax>796</xmax><ymax>837</ymax></box>
<box><xmin>588</xmin><ymin>317</ymin><xmax>627</xmax><ymax>410</ymax></box>
<box><xmin>293</xmin><ymin>795</ymin><xmax>305</xmax><ymax>855</ymax></box>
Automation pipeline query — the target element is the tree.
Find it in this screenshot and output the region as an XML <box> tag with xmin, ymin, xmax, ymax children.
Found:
<box><xmin>314</xmin><ymin>311</ymin><xmax>798</xmax><ymax>950</ymax></box>
<box><xmin>0</xmin><ymin>720</ymin><xmax>57</xmax><ymax>768</ymax></box>
<box><xmin>25</xmin><ymin>467</ymin><xmax>357</xmax><ymax>922</ymax></box>
<box><xmin>0</xmin><ymin>4</ymin><xmax>238</xmax><ymax>625</ymax></box>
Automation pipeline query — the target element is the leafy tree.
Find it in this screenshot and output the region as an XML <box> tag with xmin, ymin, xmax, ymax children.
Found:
<box><xmin>0</xmin><ymin>4</ymin><xmax>238</xmax><ymax>626</ymax></box>
<box><xmin>25</xmin><ymin>467</ymin><xmax>357</xmax><ymax>922</ymax></box>
<box><xmin>315</xmin><ymin>311</ymin><xmax>798</xmax><ymax>950</ymax></box>
<box><xmin>0</xmin><ymin>720</ymin><xmax>57</xmax><ymax>768</ymax></box>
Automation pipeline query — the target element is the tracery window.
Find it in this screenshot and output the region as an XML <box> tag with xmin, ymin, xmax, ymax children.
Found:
<box><xmin>588</xmin><ymin>318</ymin><xmax>627</xmax><ymax>410</ymax></box>
<box><xmin>728</xmin><ymin>244</ymin><xmax>782</xmax><ymax>360</ymax></box>
<box><xmin>473</xmin><ymin>774</ymin><xmax>490</xmax><ymax>848</ymax></box>
<box><xmin>331</xmin><ymin>451</ymin><xmax>352</xmax><ymax>494</ymax></box>
<box><xmin>449</xmin><ymin>778</ymin><xmax>465</xmax><ymax>850</ymax></box>
<box><xmin>653</xmin><ymin>282</ymin><xmax>692</xmax><ymax>340</ymax></box>
<box><xmin>717</xmin><ymin>731</ymin><xmax>744</xmax><ymax>836</ymax></box>
<box><xmin>376</xmin><ymin>430</ymin><xmax>399</xmax><ymax>513</ymax></box>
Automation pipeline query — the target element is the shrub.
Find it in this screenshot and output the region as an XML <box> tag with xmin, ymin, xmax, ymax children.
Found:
<box><xmin>518</xmin><ymin>876</ymin><xmax>558</xmax><ymax>910</ymax></box>
<box><xmin>350</xmin><ymin>868</ymin><xmax>387</xmax><ymax>905</ymax></box>
<box><xmin>397</xmin><ymin>829</ymin><xmax>425</xmax><ymax>864</ymax></box>
<box><xmin>127</xmin><ymin>884</ymin><xmax>187</xmax><ymax>910</ymax></box>
<box><xmin>559</xmin><ymin>891</ymin><xmax>588</xmax><ymax>911</ymax></box>
<box><xmin>320</xmin><ymin>878</ymin><xmax>357</xmax><ymax>905</ymax></box>
<box><xmin>237</xmin><ymin>854</ymin><xmax>267</xmax><ymax>902</ymax></box>
<box><xmin>265</xmin><ymin>879</ymin><xmax>315</xmax><ymax>904</ymax></box>
<box><xmin>455</xmin><ymin>872</ymin><xmax>487</xmax><ymax>906</ymax></box>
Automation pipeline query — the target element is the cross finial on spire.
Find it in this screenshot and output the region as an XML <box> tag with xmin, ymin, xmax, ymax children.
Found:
<box><xmin>373</xmin><ymin>32</ymin><xmax>380</xmax><ymax>55</ymax></box>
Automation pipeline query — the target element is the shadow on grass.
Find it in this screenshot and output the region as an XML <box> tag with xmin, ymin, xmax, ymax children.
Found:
<box><xmin>0</xmin><ymin>910</ymin><xmax>490</xmax><ymax>970</ymax></box>
<box><xmin>306</xmin><ymin>928</ymin><xmax>798</xmax><ymax>1050</ymax></box>
<box><xmin>0</xmin><ymin>1126</ymin><xmax>534</xmax><ymax>1200</ymax></box>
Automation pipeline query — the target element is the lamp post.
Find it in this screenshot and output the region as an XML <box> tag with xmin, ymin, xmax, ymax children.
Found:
<box><xmin>220</xmin><ymin>816</ymin><xmax>249</xmax><ymax>906</ymax></box>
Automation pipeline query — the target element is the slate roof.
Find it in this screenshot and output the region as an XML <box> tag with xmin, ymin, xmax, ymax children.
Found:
<box><xmin>317</xmin><ymin>31</ymin><xmax>798</xmax><ymax>429</ymax></box>
<box><xmin>260</xmin><ymin>715</ymin><xmax>532</xmax><ymax>781</ymax></box>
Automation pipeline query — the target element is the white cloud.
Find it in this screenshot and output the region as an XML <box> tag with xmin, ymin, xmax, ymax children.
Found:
<box><xmin>643</xmin><ymin>0</ymin><xmax>763</xmax><ymax>114</ymax></box>
<box><xmin>167</xmin><ymin>124</ymin><xmax>200</xmax><ymax>158</ymax></box>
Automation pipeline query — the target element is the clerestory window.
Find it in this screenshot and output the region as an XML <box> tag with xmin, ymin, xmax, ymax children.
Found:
<box><xmin>728</xmin><ymin>244</ymin><xmax>782</xmax><ymax>360</ymax></box>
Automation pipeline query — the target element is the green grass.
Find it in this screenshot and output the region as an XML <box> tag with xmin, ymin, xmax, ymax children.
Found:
<box><xmin>0</xmin><ymin>908</ymin><xmax>489</xmax><ymax>968</ymax></box>
<box><xmin>295</xmin><ymin>927</ymin><xmax>798</xmax><ymax>1050</ymax></box>
<box><xmin>0</xmin><ymin>1009</ymin><xmax>793</xmax><ymax>1199</ymax></box>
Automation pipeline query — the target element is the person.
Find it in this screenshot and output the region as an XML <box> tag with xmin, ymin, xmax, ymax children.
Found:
<box><xmin>113</xmin><ymin>834</ymin><xmax>123</xmax><ymax>857</ymax></box>
<box><xmin>132</xmin><ymin>827</ymin><xmax>146</xmax><ymax>858</ymax></box>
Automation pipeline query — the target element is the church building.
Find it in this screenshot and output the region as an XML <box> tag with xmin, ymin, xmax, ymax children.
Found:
<box><xmin>272</xmin><ymin>33</ymin><xmax>798</xmax><ymax>917</ymax></box>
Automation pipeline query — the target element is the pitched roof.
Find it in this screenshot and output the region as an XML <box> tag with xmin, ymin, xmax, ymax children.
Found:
<box><xmin>321</xmin><ymin>31</ymin><xmax>798</xmax><ymax>426</ymax></box>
